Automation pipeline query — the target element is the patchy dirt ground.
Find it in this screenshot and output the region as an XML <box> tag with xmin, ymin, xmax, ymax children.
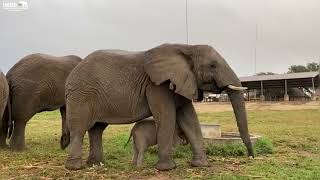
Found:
<box><xmin>193</xmin><ymin>101</ymin><xmax>320</xmax><ymax>113</ymax></box>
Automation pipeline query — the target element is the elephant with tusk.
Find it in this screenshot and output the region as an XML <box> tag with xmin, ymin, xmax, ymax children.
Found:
<box><xmin>228</xmin><ymin>85</ymin><xmax>248</xmax><ymax>91</ymax></box>
<box><xmin>63</xmin><ymin>43</ymin><xmax>254</xmax><ymax>171</ymax></box>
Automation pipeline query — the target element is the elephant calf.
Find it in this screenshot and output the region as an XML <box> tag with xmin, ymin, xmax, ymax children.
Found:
<box><xmin>127</xmin><ymin>119</ymin><xmax>188</xmax><ymax>167</ymax></box>
<box><xmin>0</xmin><ymin>70</ymin><xmax>9</xmax><ymax>148</ymax></box>
<box><xmin>2</xmin><ymin>54</ymin><xmax>81</xmax><ymax>150</ymax></box>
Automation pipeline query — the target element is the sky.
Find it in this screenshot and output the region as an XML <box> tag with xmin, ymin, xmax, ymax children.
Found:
<box><xmin>0</xmin><ymin>0</ymin><xmax>320</xmax><ymax>76</ymax></box>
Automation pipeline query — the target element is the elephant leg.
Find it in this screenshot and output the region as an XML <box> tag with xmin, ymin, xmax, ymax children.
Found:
<box><xmin>9</xmin><ymin>94</ymin><xmax>36</xmax><ymax>151</ymax></box>
<box><xmin>146</xmin><ymin>83</ymin><xmax>176</xmax><ymax>171</ymax></box>
<box><xmin>136</xmin><ymin>150</ymin><xmax>145</xmax><ymax>167</ymax></box>
<box><xmin>134</xmin><ymin>139</ymin><xmax>146</xmax><ymax>167</ymax></box>
<box><xmin>176</xmin><ymin>102</ymin><xmax>209</xmax><ymax>167</ymax></box>
<box><xmin>65</xmin><ymin>101</ymin><xmax>91</xmax><ymax>170</ymax></box>
<box><xmin>65</xmin><ymin>129</ymin><xmax>86</xmax><ymax>170</ymax></box>
<box><xmin>60</xmin><ymin>106</ymin><xmax>70</xmax><ymax>150</ymax></box>
<box><xmin>0</xmin><ymin>132</ymin><xmax>7</xmax><ymax>148</ymax></box>
<box><xmin>0</xmin><ymin>136</ymin><xmax>7</xmax><ymax>149</ymax></box>
<box><xmin>0</xmin><ymin>109</ymin><xmax>8</xmax><ymax>148</ymax></box>
<box><xmin>9</xmin><ymin>119</ymin><xmax>27</xmax><ymax>151</ymax></box>
<box><xmin>132</xmin><ymin>142</ymin><xmax>138</xmax><ymax>166</ymax></box>
<box><xmin>86</xmin><ymin>122</ymin><xmax>108</xmax><ymax>166</ymax></box>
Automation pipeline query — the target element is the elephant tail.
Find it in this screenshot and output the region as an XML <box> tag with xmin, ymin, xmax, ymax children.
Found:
<box><xmin>60</xmin><ymin>120</ymin><xmax>70</xmax><ymax>150</ymax></box>
<box><xmin>124</xmin><ymin>131</ymin><xmax>133</xmax><ymax>147</ymax></box>
<box><xmin>60</xmin><ymin>106</ymin><xmax>70</xmax><ymax>150</ymax></box>
<box><xmin>7</xmin><ymin>80</ymin><xmax>14</xmax><ymax>138</ymax></box>
<box><xmin>60</xmin><ymin>132</ymin><xmax>70</xmax><ymax>150</ymax></box>
<box><xmin>6</xmin><ymin>95</ymin><xmax>13</xmax><ymax>138</ymax></box>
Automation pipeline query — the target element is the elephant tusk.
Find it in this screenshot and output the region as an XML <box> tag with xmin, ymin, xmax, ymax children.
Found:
<box><xmin>227</xmin><ymin>85</ymin><xmax>248</xmax><ymax>91</ymax></box>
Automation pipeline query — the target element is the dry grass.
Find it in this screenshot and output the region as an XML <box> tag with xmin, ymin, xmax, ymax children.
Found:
<box><xmin>194</xmin><ymin>101</ymin><xmax>320</xmax><ymax>113</ymax></box>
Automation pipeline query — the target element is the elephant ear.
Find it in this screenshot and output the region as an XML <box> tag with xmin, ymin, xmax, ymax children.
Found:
<box><xmin>144</xmin><ymin>44</ymin><xmax>198</xmax><ymax>100</ymax></box>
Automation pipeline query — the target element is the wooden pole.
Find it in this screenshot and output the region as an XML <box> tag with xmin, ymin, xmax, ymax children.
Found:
<box><xmin>284</xmin><ymin>79</ymin><xmax>289</xmax><ymax>101</ymax></box>
<box><xmin>254</xmin><ymin>24</ymin><xmax>258</xmax><ymax>74</ymax></box>
<box><xmin>312</xmin><ymin>77</ymin><xmax>315</xmax><ymax>94</ymax></box>
<box><xmin>185</xmin><ymin>0</ymin><xmax>189</xmax><ymax>44</ymax></box>
<box><xmin>260</xmin><ymin>81</ymin><xmax>264</xmax><ymax>95</ymax></box>
<box><xmin>260</xmin><ymin>81</ymin><xmax>265</xmax><ymax>101</ymax></box>
<box><xmin>285</xmin><ymin>79</ymin><xmax>288</xmax><ymax>95</ymax></box>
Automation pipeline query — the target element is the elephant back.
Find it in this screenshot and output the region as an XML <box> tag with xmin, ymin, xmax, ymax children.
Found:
<box><xmin>7</xmin><ymin>54</ymin><xmax>81</xmax><ymax>84</ymax></box>
<box><xmin>65</xmin><ymin>49</ymin><xmax>151</xmax><ymax>120</ymax></box>
<box><xmin>6</xmin><ymin>54</ymin><xmax>82</xmax><ymax>110</ymax></box>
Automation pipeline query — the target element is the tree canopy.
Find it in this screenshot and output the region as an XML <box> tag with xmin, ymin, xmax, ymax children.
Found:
<box><xmin>256</xmin><ymin>72</ymin><xmax>276</xmax><ymax>76</ymax></box>
<box><xmin>256</xmin><ymin>62</ymin><xmax>319</xmax><ymax>76</ymax></box>
<box><xmin>288</xmin><ymin>62</ymin><xmax>319</xmax><ymax>73</ymax></box>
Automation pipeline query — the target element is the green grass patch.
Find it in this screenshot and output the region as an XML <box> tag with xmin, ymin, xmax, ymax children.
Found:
<box><xmin>254</xmin><ymin>137</ymin><xmax>273</xmax><ymax>155</ymax></box>
<box><xmin>205</xmin><ymin>138</ymin><xmax>273</xmax><ymax>157</ymax></box>
<box><xmin>206</xmin><ymin>143</ymin><xmax>247</xmax><ymax>157</ymax></box>
<box><xmin>0</xmin><ymin>109</ymin><xmax>319</xmax><ymax>179</ymax></box>
<box><xmin>146</xmin><ymin>138</ymin><xmax>274</xmax><ymax>159</ymax></box>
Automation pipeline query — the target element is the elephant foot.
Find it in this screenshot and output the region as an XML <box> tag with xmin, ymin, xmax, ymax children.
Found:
<box><xmin>0</xmin><ymin>138</ymin><xmax>7</xmax><ymax>149</ymax></box>
<box><xmin>191</xmin><ymin>155</ymin><xmax>209</xmax><ymax>167</ymax></box>
<box><xmin>155</xmin><ymin>159</ymin><xmax>176</xmax><ymax>171</ymax></box>
<box><xmin>10</xmin><ymin>144</ymin><xmax>25</xmax><ymax>151</ymax></box>
<box><xmin>131</xmin><ymin>159</ymin><xmax>137</xmax><ymax>166</ymax></box>
<box><xmin>136</xmin><ymin>159</ymin><xmax>144</xmax><ymax>168</ymax></box>
<box><xmin>86</xmin><ymin>157</ymin><xmax>104</xmax><ymax>167</ymax></box>
<box><xmin>132</xmin><ymin>160</ymin><xmax>143</xmax><ymax>167</ymax></box>
<box><xmin>65</xmin><ymin>158</ymin><xmax>83</xmax><ymax>170</ymax></box>
<box><xmin>0</xmin><ymin>143</ymin><xmax>9</xmax><ymax>149</ymax></box>
<box><xmin>60</xmin><ymin>133</ymin><xmax>70</xmax><ymax>150</ymax></box>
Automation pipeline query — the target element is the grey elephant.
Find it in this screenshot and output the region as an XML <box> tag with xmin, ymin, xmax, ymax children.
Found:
<box><xmin>63</xmin><ymin>43</ymin><xmax>254</xmax><ymax>171</ymax></box>
<box><xmin>1</xmin><ymin>54</ymin><xmax>81</xmax><ymax>150</ymax></box>
<box><xmin>126</xmin><ymin>118</ymin><xmax>188</xmax><ymax>167</ymax></box>
<box><xmin>0</xmin><ymin>70</ymin><xmax>9</xmax><ymax>148</ymax></box>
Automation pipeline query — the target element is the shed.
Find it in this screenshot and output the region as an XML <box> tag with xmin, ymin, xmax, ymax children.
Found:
<box><xmin>239</xmin><ymin>72</ymin><xmax>319</xmax><ymax>101</ymax></box>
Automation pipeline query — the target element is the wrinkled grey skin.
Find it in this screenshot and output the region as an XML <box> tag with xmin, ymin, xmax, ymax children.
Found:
<box><xmin>127</xmin><ymin>119</ymin><xmax>188</xmax><ymax>167</ymax></box>
<box><xmin>63</xmin><ymin>43</ymin><xmax>254</xmax><ymax>171</ymax></box>
<box><xmin>2</xmin><ymin>54</ymin><xmax>81</xmax><ymax>150</ymax></box>
<box><xmin>0</xmin><ymin>70</ymin><xmax>9</xmax><ymax>148</ymax></box>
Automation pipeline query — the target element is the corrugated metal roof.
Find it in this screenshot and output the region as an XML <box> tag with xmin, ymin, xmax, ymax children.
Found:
<box><xmin>240</xmin><ymin>72</ymin><xmax>319</xmax><ymax>82</ymax></box>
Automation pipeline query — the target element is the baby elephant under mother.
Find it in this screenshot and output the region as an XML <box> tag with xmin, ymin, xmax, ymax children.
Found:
<box><xmin>63</xmin><ymin>43</ymin><xmax>254</xmax><ymax>171</ymax></box>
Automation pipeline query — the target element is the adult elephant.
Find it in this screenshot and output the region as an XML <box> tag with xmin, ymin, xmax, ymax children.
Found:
<box><xmin>64</xmin><ymin>44</ymin><xmax>254</xmax><ymax>171</ymax></box>
<box><xmin>0</xmin><ymin>70</ymin><xmax>9</xmax><ymax>148</ymax></box>
<box><xmin>2</xmin><ymin>54</ymin><xmax>81</xmax><ymax>150</ymax></box>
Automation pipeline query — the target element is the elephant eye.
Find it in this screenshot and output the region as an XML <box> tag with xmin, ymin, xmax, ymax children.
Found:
<box><xmin>209</xmin><ymin>63</ymin><xmax>216</xmax><ymax>68</ymax></box>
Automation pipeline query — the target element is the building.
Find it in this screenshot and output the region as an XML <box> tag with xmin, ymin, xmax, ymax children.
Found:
<box><xmin>240</xmin><ymin>72</ymin><xmax>319</xmax><ymax>101</ymax></box>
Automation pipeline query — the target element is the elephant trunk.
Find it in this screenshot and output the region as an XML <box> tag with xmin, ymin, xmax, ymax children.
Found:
<box><xmin>227</xmin><ymin>90</ymin><xmax>254</xmax><ymax>157</ymax></box>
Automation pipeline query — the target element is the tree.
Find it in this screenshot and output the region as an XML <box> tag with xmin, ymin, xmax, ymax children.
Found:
<box><xmin>288</xmin><ymin>65</ymin><xmax>309</xmax><ymax>73</ymax></box>
<box><xmin>306</xmin><ymin>62</ymin><xmax>319</xmax><ymax>72</ymax></box>
<box><xmin>288</xmin><ymin>62</ymin><xmax>319</xmax><ymax>73</ymax></box>
<box><xmin>256</xmin><ymin>72</ymin><xmax>275</xmax><ymax>76</ymax></box>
